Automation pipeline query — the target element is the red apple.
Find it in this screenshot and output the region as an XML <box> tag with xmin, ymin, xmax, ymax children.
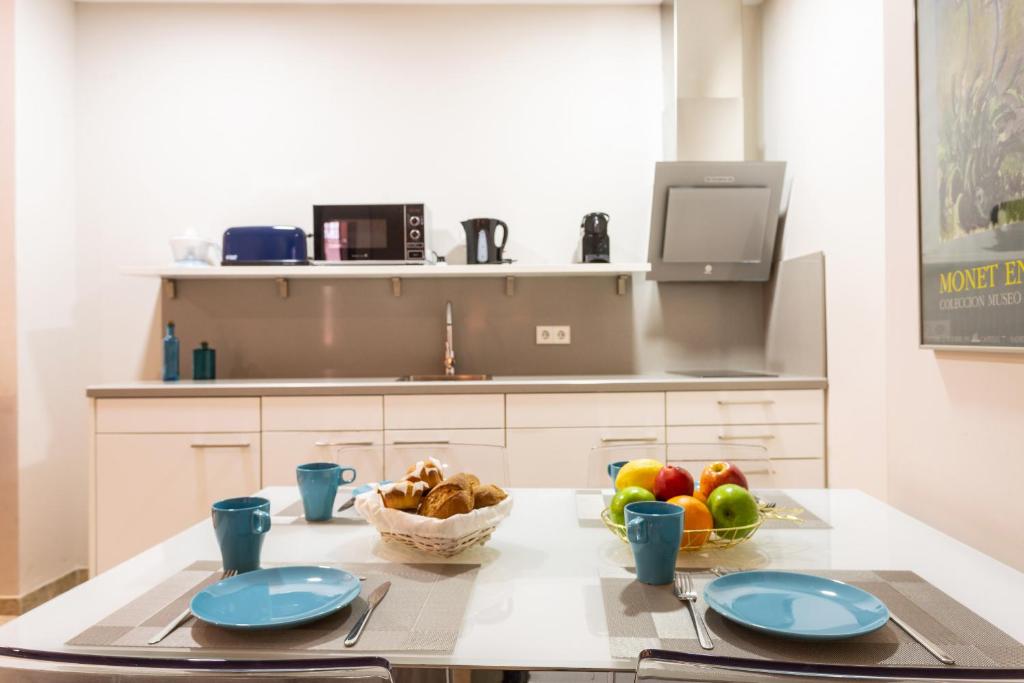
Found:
<box><xmin>699</xmin><ymin>461</ymin><xmax>749</xmax><ymax>497</ymax></box>
<box><xmin>653</xmin><ymin>465</ymin><xmax>695</xmax><ymax>501</ymax></box>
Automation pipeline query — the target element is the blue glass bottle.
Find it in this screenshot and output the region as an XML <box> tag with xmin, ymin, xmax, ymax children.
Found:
<box><xmin>162</xmin><ymin>321</ymin><xmax>180</xmax><ymax>382</ymax></box>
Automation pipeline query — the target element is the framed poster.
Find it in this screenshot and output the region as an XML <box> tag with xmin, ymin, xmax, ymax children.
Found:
<box><xmin>917</xmin><ymin>0</ymin><xmax>1024</xmax><ymax>350</ymax></box>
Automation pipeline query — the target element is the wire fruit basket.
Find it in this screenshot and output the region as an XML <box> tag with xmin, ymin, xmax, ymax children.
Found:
<box><xmin>600</xmin><ymin>506</ymin><xmax>766</xmax><ymax>552</ymax></box>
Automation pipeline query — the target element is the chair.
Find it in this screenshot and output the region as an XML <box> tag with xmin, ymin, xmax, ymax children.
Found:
<box><xmin>384</xmin><ymin>442</ymin><xmax>511</xmax><ymax>486</ymax></box>
<box><xmin>635</xmin><ymin>648</ymin><xmax>1024</xmax><ymax>683</ymax></box>
<box><xmin>0</xmin><ymin>647</ymin><xmax>393</xmax><ymax>682</ymax></box>
<box><xmin>587</xmin><ymin>441</ymin><xmax>667</xmax><ymax>488</ymax></box>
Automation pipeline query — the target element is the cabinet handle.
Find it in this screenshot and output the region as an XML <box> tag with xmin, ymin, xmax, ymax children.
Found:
<box><xmin>190</xmin><ymin>442</ymin><xmax>251</xmax><ymax>449</ymax></box>
<box><xmin>718</xmin><ymin>434</ymin><xmax>776</xmax><ymax>441</ymax></box>
<box><xmin>600</xmin><ymin>436</ymin><xmax>659</xmax><ymax>443</ymax></box>
<box><xmin>740</xmin><ymin>468</ymin><xmax>773</xmax><ymax>475</ymax></box>
<box><xmin>314</xmin><ymin>441</ymin><xmax>374</xmax><ymax>447</ymax></box>
<box><xmin>392</xmin><ymin>440</ymin><xmax>450</xmax><ymax>445</ymax></box>
<box><xmin>717</xmin><ymin>399</ymin><xmax>775</xmax><ymax>406</ymax></box>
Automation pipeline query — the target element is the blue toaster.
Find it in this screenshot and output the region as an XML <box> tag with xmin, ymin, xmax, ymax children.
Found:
<box><xmin>222</xmin><ymin>226</ymin><xmax>309</xmax><ymax>265</ymax></box>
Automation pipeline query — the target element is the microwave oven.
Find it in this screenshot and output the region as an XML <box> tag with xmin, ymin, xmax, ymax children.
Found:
<box><xmin>312</xmin><ymin>204</ymin><xmax>425</xmax><ymax>263</ymax></box>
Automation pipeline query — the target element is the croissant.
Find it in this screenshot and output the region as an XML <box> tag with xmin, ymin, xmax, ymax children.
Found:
<box><xmin>405</xmin><ymin>458</ymin><xmax>445</xmax><ymax>488</ymax></box>
<box><xmin>379</xmin><ymin>480</ymin><xmax>429</xmax><ymax>511</ymax></box>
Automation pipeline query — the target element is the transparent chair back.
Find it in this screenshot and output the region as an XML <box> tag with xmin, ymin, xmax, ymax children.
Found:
<box><xmin>0</xmin><ymin>649</ymin><xmax>393</xmax><ymax>682</ymax></box>
<box><xmin>636</xmin><ymin>649</ymin><xmax>1024</xmax><ymax>683</ymax></box>
<box><xmin>665</xmin><ymin>443</ymin><xmax>773</xmax><ymax>490</ymax></box>
<box><xmin>587</xmin><ymin>441</ymin><xmax>667</xmax><ymax>488</ymax></box>
<box><xmin>383</xmin><ymin>442</ymin><xmax>511</xmax><ymax>486</ymax></box>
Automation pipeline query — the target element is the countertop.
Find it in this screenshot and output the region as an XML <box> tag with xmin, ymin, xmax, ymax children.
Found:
<box><xmin>85</xmin><ymin>373</ymin><xmax>827</xmax><ymax>398</ymax></box>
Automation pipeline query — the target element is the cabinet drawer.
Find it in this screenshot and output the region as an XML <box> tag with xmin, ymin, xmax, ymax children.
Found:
<box><xmin>95</xmin><ymin>432</ymin><xmax>260</xmax><ymax>572</ymax></box>
<box><xmin>96</xmin><ymin>398</ymin><xmax>260</xmax><ymax>434</ymax></box>
<box><xmin>506</xmin><ymin>426</ymin><xmax>665</xmax><ymax>488</ymax></box>
<box><xmin>666</xmin><ymin>390</ymin><xmax>823</xmax><ymax>426</ymax></box>
<box><xmin>506</xmin><ymin>393</ymin><xmax>664</xmax><ymax>428</ymax></box>
<box><xmin>667</xmin><ymin>458</ymin><xmax>824</xmax><ymax>489</ymax></box>
<box><xmin>261</xmin><ymin>431</ymin><xmax>384</xmax><ymax>487</ymax></box>
<box><xmin>666</xmin><ymin>424</ymin><xmax>824</xmax><ymax>460</ymax></box>
<box><xmin>384</xmin><ymin>394</ymin><xmax>504</xmax><ymax>430</ymax></box>
<box><xmin>262</xmin><ymin>396</ymin><xmax>383</xmax><ymax>432</ymax></box>
<box><xmin>383</xmin><ymin>429</ymin><xmax>506</xmax><ymax>483</ymax></box>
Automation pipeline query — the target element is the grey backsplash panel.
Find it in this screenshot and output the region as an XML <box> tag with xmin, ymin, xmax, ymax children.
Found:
<box><xmin>161</xmin><ymin>276</ymin><xmax>768</xmax><ymax>379</ymax></box>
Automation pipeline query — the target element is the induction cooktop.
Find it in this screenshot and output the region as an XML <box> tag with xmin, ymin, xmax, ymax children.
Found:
<box><xmin>670</xmin><ymin>369</ymin><xmax>779</xmax><ymax>378</ymax></box>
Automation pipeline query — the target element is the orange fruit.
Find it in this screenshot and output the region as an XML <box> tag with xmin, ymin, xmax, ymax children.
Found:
<box><xmin>667</xmin><ymin>495</ymin><xmax>714</xmax><ymax>549</ymax></box>
<box><xmin>692</xmin><ymin>490</ymin><xmax>708</xmax><ymax>505</ymax></box>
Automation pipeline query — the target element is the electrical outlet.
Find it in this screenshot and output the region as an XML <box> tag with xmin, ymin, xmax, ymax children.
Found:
<box><xmin>536</xmin><ymin>325</ymin><xmax>571</xmax><ymax>345</ymax></box>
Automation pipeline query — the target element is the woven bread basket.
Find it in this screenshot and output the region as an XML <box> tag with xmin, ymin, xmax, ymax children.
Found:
<box><xmin>354</xmin><ymin>491</ymin><xmax>513</xmax><ymax>557</ymax></box>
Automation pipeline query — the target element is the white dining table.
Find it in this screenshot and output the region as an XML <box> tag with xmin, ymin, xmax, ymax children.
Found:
<box><xmin>2</xmin><ymin>487</ymin><xmax>1023</xmax><ymax>672</ymax></box>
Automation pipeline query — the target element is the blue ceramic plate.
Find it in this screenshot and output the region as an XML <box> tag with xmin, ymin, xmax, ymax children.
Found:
<box><xmin>191</xmin><ymin>566</ymin><xmax>361</xmax><ymax>630</ymax></box>
<box><xmin>703</xmin><ymin>570</ymin><xmax>890</xmax><ymax>640</ymax></box>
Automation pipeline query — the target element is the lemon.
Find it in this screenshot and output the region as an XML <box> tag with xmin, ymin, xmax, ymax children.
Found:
<box><xmin>614</xmin><ymin>458</ymin><xmax>663</xmax><ymax>493</ymax></box>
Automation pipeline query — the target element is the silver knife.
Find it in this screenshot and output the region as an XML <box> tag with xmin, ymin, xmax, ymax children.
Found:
<box><xmin>344</xmin><ymin>581</ymin><xmax>391</xmax><ymax>647</ymax></box>
<box><xmin>336</xmin><ymin>496</ymin><xmax>356</xmax><ymax>513</ymax></box>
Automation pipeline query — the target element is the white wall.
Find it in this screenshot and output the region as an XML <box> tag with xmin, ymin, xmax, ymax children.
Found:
<box><xmin>760</xmin><ymin>0</ymin><xmax>887</xmax><ymax>496</ymax></box>
<box><xmin>0</xmin><ymin>0</ymin><xmax>18</xmax><ymax>599</ymax></box>
<box><xmin>883</xmin><ymin>0</ymin><xmax>1024</xmax><ymax>572</ymax></box>
<box><xmin>14</xmin><ymin>0</ymin><xmax>85</xmax><ymax>592</ymax></box>
<box><xmin>75</xmin><ymin>2</ymin><xmax>690</xmax><ymax>383</ymax></box>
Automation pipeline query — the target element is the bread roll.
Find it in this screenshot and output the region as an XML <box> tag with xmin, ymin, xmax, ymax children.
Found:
<box><xmin>405</xmin><ymin>458</ymin><xmax>445</xmax><ymax>488</ymax></box>
<box><xmin>473</xmin><ymin>484</ymin><xmax>507</xmax><ymax>509</ymax></box>
<box><xmin>419</xmin><ymin>478</ymin><xmax>474</xmax><ymax>519</ymax></box>
<box><xmin>447</xmin><ymin>472</ymin><xmax>480</xmax><ymax>490</ymax></box>
<box><xmin>379</xmin><ymin>480</ymin><xmax>429</xmax><ymax>511</ymax></box>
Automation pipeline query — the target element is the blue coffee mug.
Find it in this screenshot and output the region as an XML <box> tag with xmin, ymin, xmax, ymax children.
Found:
<box><xmin>296</xmin><ymin>462</ymin><xmax>356</xmax><ymax>522</ymax></box>
<box><xmin>625</xmin><ymin>500</ymin><xmax>684</xmax><ymax>585</ymax></box>
<box><xmin>607</xmin><ymin>461</ymin><xmax>629</xmax><ymax>490</ymax></box>
<box><xmin>211</xmin><ymin>496</ymin><xmax>271</xmax><ymax>573</ymax></box>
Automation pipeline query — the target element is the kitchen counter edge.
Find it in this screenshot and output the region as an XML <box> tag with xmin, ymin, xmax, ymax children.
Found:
<box><xmin>86</xmin><ymin>375</ymin><xmax>828</xmax><ymax>398</ymax></box>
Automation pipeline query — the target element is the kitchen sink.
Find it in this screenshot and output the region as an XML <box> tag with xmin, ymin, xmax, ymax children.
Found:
<box><xmin>396</xmin><ymin>374</ymin><xmax>493</xmax><ymax>382</ymax></box>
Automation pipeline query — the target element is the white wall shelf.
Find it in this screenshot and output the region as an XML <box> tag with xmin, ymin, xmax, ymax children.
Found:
<box><xmin>122</xmin><ymin>263</ymin><xmax>651</xmax><ymax>299</ymax></box>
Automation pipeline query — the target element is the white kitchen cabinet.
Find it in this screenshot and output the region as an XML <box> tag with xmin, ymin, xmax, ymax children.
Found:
<box><xmin>505</xmin><ymin>393</ymin><xmax>666</xmax><ymax>487</ymax></box>
<box><xmin>262</xmin><ymin>396</ymin><xmax>383</xmax><ymax>432</ymax></box>
<box><xmin>96</xmin><ymin>397</ymin><xmax>260</xmax><ymax>433</ymax></box>
<box><xmin>261</xmin><ymin>431</ymin><xmax>384</xmax><ymax>486</ymax></box>
<box><xmin>506</xmin><ymin>426</ymin><xmax>665</xmax><ymax>488</ymax></box>
<box><xmin>384</xmin><ymin>394</ymin><xmax>504</xmax><ymax>429</ymax></box>
<box><xmin>666</xmin><ymin>389</ymin><xmax>823</xmax><ymax>426</ymax></box>
<box><xmin>666</xmin><ymin>424</ymin><xmax>825</xmax><ymax>460</ymax></box>
<box><xmin>260</xmin><ymin>396</ymin><xmax>385</xmax><ymax>486</ymax></box>
<box><xmin>506</xmin><ymin>392</ymin><xmax>663</xmax><ymax>428</ymax></box>
<box><xmin>95</xmin><ymin>432</ymin><xmax>259</xmax><ymax>572</ymax></box>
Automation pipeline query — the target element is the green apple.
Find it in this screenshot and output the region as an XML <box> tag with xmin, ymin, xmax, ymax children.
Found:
<box><xmin>707</xmin><ymin>484</ymin><xmax>759</xmax><ymax>540</ymax></box>
<box><xmin>609</xmin><ymin>486</ymin><xmax>656</xmax><ymax>524</ymax></box>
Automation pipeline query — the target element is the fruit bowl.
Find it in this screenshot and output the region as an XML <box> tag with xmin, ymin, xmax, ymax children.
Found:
<box><xmin>600</xmin><ymin>507</ymin><xmax>765</xmax><ymax>552</ymax></box>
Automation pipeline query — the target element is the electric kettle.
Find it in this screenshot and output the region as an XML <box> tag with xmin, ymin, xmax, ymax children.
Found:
<box><xmin>461</xmin><ymin>218</ymin><xmax>509</xmax><ymax>264</ymax></box>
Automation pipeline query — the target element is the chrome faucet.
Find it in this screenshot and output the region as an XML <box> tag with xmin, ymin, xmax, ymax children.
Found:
<box><xmin>443</xmin><ymin>301</ymin><xmax>455</xmax><ymax>376</ymax></box>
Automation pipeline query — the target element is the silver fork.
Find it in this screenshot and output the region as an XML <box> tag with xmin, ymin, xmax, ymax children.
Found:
<box><xmin>673</xmin><ymin>571</ymin><xmax>714</xmax><ymax>650</ymax></box>
<box><xmin>148</xmin><ymin>569</ymin><xmax>237</xmax><ymax>645</ymax></box>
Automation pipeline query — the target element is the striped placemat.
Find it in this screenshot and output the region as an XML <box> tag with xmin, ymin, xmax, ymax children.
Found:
<box><xmin>600</xmin><ymin>569</ymin><xmax>1024</xmax><ymax>667</ymax></box>
<box><xmin>68</xmin><ymin>561</ymin><xmax>479</xmax><ymax>654</ymax></box>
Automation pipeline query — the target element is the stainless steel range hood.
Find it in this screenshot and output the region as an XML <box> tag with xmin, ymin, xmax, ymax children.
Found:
<box><xmin>646</xmin><ymin>160</ymin><xmax>786</xmax><ymax>282</ymax></box>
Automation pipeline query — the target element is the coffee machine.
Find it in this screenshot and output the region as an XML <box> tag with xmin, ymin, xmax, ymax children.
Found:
<box><xmin>580</xmin><ymin>212</ymin><xmax>610</xmax><ymax>263</ymax></box>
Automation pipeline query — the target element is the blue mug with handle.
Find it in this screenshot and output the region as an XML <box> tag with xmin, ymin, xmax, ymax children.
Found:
<box><xmin>297</xmin><ymin>462</ymin><xmax>356</xmax><ymax>522</ymax></box>
<box><xmin>607</xmin><ymin>461</ymin><xmax>629</xmax><ymax>490</ymax></box>
<box><xmin>211</xmin><ymin>496</ymin><xmax>271</xmax><ymax>573</ymax></box>
<box><xmin>625</xmin><ymin>500</ymin><xmax>684</xmax><ymax>585</ymax></box>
